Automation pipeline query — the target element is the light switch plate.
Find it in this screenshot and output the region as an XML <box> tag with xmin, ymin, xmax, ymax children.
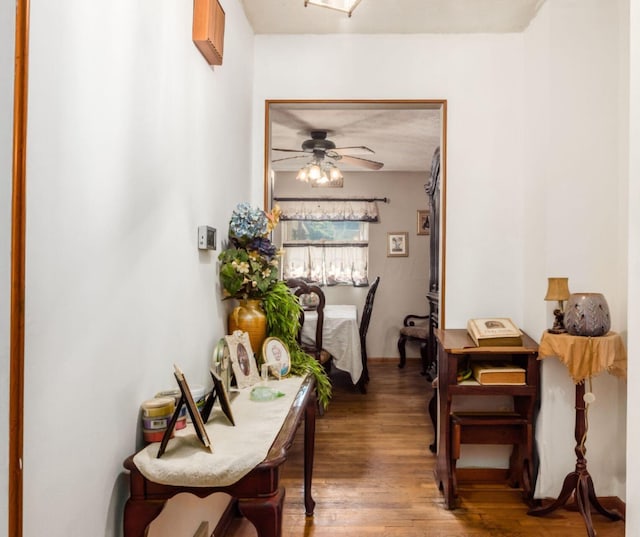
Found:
<box><xmin>198</xmin><ymin>226</ymin><xmax>216</xmax><ymax>250</ymax></box>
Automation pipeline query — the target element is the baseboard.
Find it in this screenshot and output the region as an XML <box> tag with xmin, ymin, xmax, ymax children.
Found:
<box><xmin>598</xmin><ymin>496</ymin><xmax>626</xmax><ymax>518</ymax></box>
<box><xmin>368</xmin><ymin>357</ymin><xmax>422</xmax><ymax>363</ymax></box>
<box><xmin>457</xmin><ymin>469</ymin><xmax>626</xmax><ymax>518</ymax></box>
<box><xmin>540</xmin><ymin>496</ymin><xmax>627</xmax><ymax>519</ymax></box>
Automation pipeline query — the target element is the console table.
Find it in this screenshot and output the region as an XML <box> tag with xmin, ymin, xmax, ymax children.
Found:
<box><xmin>528</xmin><ymin>331</ymin><xmax>627</xmax><ymax>537</ymax></box>
<box><xmin>434</xmin><ymin>329</ymin><xmax>540</xmax><ymax>509</ymax></box>
<box><xmin>122</xmin><ymin>375</ymin><xmax>316</xmax><ymax>537</ymax></box>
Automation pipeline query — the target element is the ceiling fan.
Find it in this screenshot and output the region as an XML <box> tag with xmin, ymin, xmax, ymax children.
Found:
<box><xmin>272</xmin><ymin>130</ymin><xmax>384</xmax><ymax>171</ymax></box>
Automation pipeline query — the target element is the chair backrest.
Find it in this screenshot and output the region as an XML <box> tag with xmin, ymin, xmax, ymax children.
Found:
<box><xmin>360</xmin><ymin>276</ymin><xmax>380</xmax><ymax>342</ymax></box>
<box><xmin>286</xmin><ymin>279</ymin><xmax>326</xmax><ymax>357</ymax></box>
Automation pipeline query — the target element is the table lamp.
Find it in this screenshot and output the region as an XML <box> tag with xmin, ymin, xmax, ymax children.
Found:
<box><xmin>544</xmin><ymin>277</ymin><xmax>570</xmax><ymax>333</ymax></box>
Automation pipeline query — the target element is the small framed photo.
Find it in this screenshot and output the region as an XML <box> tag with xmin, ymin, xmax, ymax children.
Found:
<box><xmin>225</xmin><ymin>331</ymin><xmax>260</xmax><ymax>389</ymax></box>
<box><xmin>202</xmin><ymin>369</ymin><xmax>235</xmax><ymax>426</ymax></box>
<box><xmin>417</xmin><ymin>210</ymin><xmax>430</xmax><ymax>236</ymax></box>
<box><xmin>157</xmin><ymin>364</ymin><xmax>212</xmax><ymax>458</ymax></box>
<box><xmin>387</xmin><ymin>232</ymin><xmax>409</xmax><ymax>257</ymax></box>
<box><xmin>262</xmin><ymin>337</ymin><xmax>291</xmax><ymax>378</ymax></box>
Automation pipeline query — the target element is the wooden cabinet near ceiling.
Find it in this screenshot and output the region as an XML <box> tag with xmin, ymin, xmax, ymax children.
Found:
<box><xmin>193</xmin><ymin>0</ymin><xmax>225</xmax><ymax>66</ymax></box>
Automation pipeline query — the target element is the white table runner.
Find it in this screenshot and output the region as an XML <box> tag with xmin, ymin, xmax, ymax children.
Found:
<box><xmin>133</xmin><ymin>376</ymin><xmax>305</xmax><ymax>487</ymax></box>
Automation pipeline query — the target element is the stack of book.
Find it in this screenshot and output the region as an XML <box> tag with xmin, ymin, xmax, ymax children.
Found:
<box><xmin>471</xmin><ymin>362</ymin><xmax>526</xmax><ymax>385</ymax></box>
<box><xmin>466</xmin><ymin>318</ymin><xmax>523</xmax><ymax>347</ymax></box>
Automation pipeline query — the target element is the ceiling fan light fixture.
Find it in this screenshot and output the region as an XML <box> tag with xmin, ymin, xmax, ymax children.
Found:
<box><xmin>309</xmin><ymin>162</ymin><xmax>344</xmax><ymax>188</ymax></box>
<box><xmin>326</xmin><ymin>163</ymin><xmax>343</xmax><ymax>182</ymax></box>
<box><xmin>296</xmin><ymin>166</ymin><xmax>310</xmax><ymax>183</ymax></box>
<box><xmin>307</xmin><ymin>161</ymin><xmax>324</xmax><ymax>181</ymax></box>
<box><xmin>304</xmin><ymin>0</ymin><xmax>362</xmax><ymax>17</ymax></box>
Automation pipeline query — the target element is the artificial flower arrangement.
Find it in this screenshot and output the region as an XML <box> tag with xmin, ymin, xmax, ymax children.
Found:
<box><xmin>218</xmin><ymin>203</ymin><xmax>331</xmax><ymax>408</ymax></box>
<box><xmin>218</xmin><ymin>203</ymin><xmax>282</xmax><ymax>300</ymax></box>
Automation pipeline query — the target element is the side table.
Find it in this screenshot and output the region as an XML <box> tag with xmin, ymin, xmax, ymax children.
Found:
<box><xmin>528</xmin><ymin>331</ymin><xmax>627</xmax><ymax>537</ymax></box>
<box><xmin>434</xmin><ymin>329</ymin><xmax>540</xmax><ymax>509</ymax></box>
<box><xmin>123</xmin><ymin>375</ymin><xmax>316</xmax><ymax>537</ymax></box>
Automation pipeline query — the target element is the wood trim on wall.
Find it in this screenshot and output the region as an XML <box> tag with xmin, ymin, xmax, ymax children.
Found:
<box><xmin>10</xmin><ymin>0</ymin><xmax>30</xmax><ymax>535</ymax></box>
<box><xmin>263</xmin><ymin>99</ymin><xmax>448</xmax><ymax>330</ymax></box>
<box><xmin>439</xmin><ymin>100</ymin><xmax>447</xmax><ymax>330</ymax></box>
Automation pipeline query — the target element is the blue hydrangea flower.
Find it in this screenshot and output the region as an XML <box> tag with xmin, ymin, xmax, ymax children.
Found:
<box><xmin>229</xmin><ymin>203</ymin><xmax>268</xmax><ymax>240</ymax></box>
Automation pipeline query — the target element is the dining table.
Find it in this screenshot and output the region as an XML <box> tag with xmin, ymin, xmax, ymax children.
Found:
<box><xmin>300</xmin><ymin>304</ymin><xmax>363</xmax><ymax>385</ymax></box>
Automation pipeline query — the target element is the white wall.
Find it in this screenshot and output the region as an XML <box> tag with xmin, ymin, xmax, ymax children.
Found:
<box><xmin>21</xmin><ymin>0</ymin><xmax>254</xmax><ymax>535</ymax></box>
<box><xmin>251</xmin><ymin>34</ymin><xmax>527</xmax><ymax>327</ymax></box>
<box><xmin>274</xmin><ymin>170</ymin><xmax>430</xmax><ymax>360</ymax></box>
<box><xmin>1</xmin><ymin>0</ymin><xmax>15</xmax><ymax>529</ymax></box>
<box><xmin>251</xmin><ymin>0</ymin><xmax>631</xmax><ymax>520</ymax></box>
<box><xmin>626</xmin><ymin>0</ymin><xmax>639</xmax><ymax>533</ymax></box>
<box><xmin>7</xmin><ymin>1</ymin><xmax>637</xmax><ymax>536</ymax></box>
<box><xmin>523</xmin><ymin>0</ymin><xmax>628</xmax><ymax>501</ymax></box>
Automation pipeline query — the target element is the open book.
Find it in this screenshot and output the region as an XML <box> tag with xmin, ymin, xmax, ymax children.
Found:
<box><xmin>466</xmin><ymin>318</ymin><xmax>523</xmax><ymax>347</ymax></box>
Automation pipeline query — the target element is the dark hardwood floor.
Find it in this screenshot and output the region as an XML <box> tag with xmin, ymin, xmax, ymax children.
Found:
<box><xmin>226</xmin><ymin>359</ymin><xmax>625</xmax><ymax>537</ymax></box>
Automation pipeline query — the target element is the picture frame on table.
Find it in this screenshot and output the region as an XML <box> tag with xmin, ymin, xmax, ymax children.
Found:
<box><xmin>262</xmin><ymin>337</ymin><xmax>291</xmax><ymax>378</ymax></box>
<box><xmin>387</xmin><ymin>232</ymin><xmax>409</xmax><ymax>257</ymax></box>
<box><xmin>225</xmin><ymin>330</ymin><xmax>260</xmax><ymax>389</ymax></box>
<box><xmin>200</xmin><ymin>368</ymin><xmax>235</xmax><ymax>426</ymax></box>
<box><xmin>417</xmin><ymin>210</ymin><xmax>430</xmax><ymax>236</ymax></box>
<box><xmin>157</xmin><ymin>364</ymin><xmax>212</xmax><ymax>458</ymax></box>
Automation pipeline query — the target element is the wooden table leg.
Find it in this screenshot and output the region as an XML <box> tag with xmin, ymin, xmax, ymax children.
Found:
<box><xmin>238</xmin><ymin>487</ymin><xmax>285</xmax><ymax>537</ymax></box>
<box><xmin>123</xmin><ymin>498</ymin><xmax>167</xmax><ymax>537</ymax></box>
<box><xmin>528</xmin><ymin>382</ymin><xmax>623</xmax><ymax>535</ymax></box>
<box><xmin>428</xmin><ymin>388</ymin><xmax>437</xmax><ymax>453</ymax></box>
<box><xmin>304</xmin><ymin>388</ymin><xmax>317</xmax><ymax>516</ymax></box>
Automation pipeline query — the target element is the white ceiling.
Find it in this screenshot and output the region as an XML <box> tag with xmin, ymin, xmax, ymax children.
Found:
<box><xmin>256</xmin><ymin>1</ymin><xmax>545</xmax><ymax>175</ymax></box>
<box><xmin>241</xmin><ymin>0</ymin><xmax>545</xmax><ymax>35</ymax></box>
<box><xmin>269</xmin><ymin>102</ymin><xmax>443</xmax><ymax>173</ymax></box>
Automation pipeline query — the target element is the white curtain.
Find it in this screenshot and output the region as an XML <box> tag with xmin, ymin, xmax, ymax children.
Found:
<box><xmin>278</xmin><ymin>200</ymin><xmax>375</xmax><ymax>286</ymax></box>
<box><xmin>278</xmin><ymin>200</ymin><xmax>379</xmax><ymax>222</ymax></box>
<box><xmin>282</xmin><ymin>245</ymin><xmax>368</xmax><ymax>287</ymax></box>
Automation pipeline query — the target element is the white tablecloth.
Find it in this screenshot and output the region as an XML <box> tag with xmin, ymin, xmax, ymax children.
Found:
<box><xmin>301</xmin><ymin>304</ymin><xmax>362</xmax><ymax>384</ymax></box>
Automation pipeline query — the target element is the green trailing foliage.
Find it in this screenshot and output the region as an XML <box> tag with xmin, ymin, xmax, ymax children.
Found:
<box><xmin>262</xmin><ymin>281</ymin><xmax>332</xmax><ymax>409</ymax></box>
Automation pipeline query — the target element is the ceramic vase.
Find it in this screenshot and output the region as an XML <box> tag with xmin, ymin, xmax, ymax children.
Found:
<box><xmin>228</xmin><ymin>299</ymin><xmax>267</xmax><ymax>353</ymax></box>
<box><xmin>563</xmin><ymin>293</ymin><xmax>611</xmax><ymax>337</ymax></box>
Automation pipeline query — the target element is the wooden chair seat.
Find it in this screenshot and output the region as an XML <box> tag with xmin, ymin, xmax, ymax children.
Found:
<box><xmin>399</xmin><ymin>325</ymin><xmax>429</xmax><ymax>339</ymax></box>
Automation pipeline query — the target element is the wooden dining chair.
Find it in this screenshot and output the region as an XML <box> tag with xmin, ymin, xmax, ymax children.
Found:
<box><xmin>357</xmin><ymin>276</ymin><xmax>380</xmax><ymax>393</ymax></box>
<box><xmin>285</xmin><ymin>279</ymin><xmax>328</xmax><ymax>366</ymax></box>
<box><xmin>397</xmin><ymin>313</ymin><xmax>431</xmax><ymax>374</ymax></box>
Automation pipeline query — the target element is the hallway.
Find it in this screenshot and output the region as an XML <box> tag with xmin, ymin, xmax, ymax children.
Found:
<box><xmin>226</xmin><ymin>359</ymin><xmax>625</xmax><ymax>537</ymax></box>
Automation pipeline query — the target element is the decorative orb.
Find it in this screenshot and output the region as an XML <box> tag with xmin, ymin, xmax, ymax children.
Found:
<box><xmin>564</xmin><ymin>293</ymin><xmax>610</xmax><ymax>337</ymax></box>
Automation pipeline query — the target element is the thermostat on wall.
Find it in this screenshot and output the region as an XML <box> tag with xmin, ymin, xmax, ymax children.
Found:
<box><xmin>198</xmin><ymin>226</ymin><xmax>216</xmax><ymax>250</ymax></box>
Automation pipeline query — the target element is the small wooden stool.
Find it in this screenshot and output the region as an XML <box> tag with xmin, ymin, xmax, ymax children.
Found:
<box><xmin>450</xmin><ymin>411</ymin><xmax>533</xmax><ymax>503</ymax></box>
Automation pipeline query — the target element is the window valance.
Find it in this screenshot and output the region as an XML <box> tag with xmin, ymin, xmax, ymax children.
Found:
<box><xmin>277</xmin><ymin>200</ymin><xmax>379</xmax><ymax>222</ymax></box>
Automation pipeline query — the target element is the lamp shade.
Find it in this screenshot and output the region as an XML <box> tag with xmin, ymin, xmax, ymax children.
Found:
<box><xmin>544</xmin><ymin>277</ymin><xmax>570</xmax><ymax>301</ymax></box>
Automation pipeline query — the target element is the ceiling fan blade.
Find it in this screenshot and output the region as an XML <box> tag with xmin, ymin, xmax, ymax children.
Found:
<box><xmin>331</xmin><ymin>146</ymin><xmax>375</xmax><ymax>155</ymax></box>
<box><xmin>272</xmin><ymin>148</ymin><xmax>306</xmax><ymax>153</ymax></box>
<box><xmin>337</xmin><ymin>154</ymin><xmax>384</xmax><ymax>170</ymax></box>
<box><xmin>272</xmin><ymin>155</ymin><xmax>310</xmax><ymax>163</ymax></box>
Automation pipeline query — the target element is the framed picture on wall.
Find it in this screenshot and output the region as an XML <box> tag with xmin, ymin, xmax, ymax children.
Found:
<box><xmin>417</xmin><ymin>210</ymin><xmax>430</xmax><ymax>235</ymax></box>
<box><xmin>387</xmin><ymin>232</ymin><xmax>409</xmax><ymax>257</ymax></box>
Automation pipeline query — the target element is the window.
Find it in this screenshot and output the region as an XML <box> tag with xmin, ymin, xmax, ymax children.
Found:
<box><xmin>275</xmin><ymin>199</ymin><xmax>379</xmax><ymax>286</ymax></box>
<box><xmin>281</xmin><ymin>220</ymin><xmax>369</xmax><ymax>286</ymax></box>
